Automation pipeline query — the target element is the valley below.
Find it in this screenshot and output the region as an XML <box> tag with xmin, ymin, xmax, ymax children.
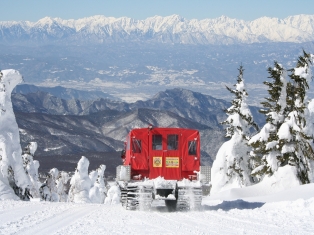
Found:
<box><xmin>13</xmin><ymin>86</ymin><xmax>265</xmax><ymax>177</ymax></box>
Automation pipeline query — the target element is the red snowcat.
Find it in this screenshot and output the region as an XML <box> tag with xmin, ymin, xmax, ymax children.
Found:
<box><xmin>116</xmin><ymin>126</ymin><xmax>211</xmax><ymax>211</ymax></box>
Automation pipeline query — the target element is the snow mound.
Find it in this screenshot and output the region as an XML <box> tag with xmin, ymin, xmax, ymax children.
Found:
<box><xmin>208</xmin><ymin>165</ymin><xmax>303</xmax><ymax>202</ymax></box>
<box><xmin>153</xmin><ymin>177</ymin><xmax>176</xmax><ymax>189</ymax></box>
<box><xmin>177</xmin><ymin>178</ymin><xmax>201</xmax><ymax>187</ymax></box>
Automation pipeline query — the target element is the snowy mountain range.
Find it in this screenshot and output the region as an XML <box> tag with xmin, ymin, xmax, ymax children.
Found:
<box><xmin>1</xmin><ymin>14</ymin><xmax>314</xmax><ymax>45</ymax></box>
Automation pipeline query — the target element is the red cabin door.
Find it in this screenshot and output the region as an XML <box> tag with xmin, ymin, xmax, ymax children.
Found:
<box><xmin>149</xmin><ymin>129</ymin><xmax>181</xmax><ymax>180</ymax></box>
<box><xmin>163</xmin><ymin>130</ymin><xmax>181</xmax><ymax>180</ymax></box>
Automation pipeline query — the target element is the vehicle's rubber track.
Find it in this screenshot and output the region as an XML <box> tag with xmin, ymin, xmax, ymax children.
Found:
<box><xmin>177</xmin><ymin>186</ymin><xmax>202</xmax><ymax>210</ymax></box>
<box><xmin>121</xmin><ymin>184</ymin><xmax>153</xmax><ymax>210</ymax></box>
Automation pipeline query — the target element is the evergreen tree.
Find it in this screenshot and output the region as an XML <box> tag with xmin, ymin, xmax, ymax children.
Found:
<box><xmin>94</xmin><ymin>165</ymin><xmax>107</xmax><ymax>203</ymax></box>
<box><xmin>56</xmin><ymin>171</ymin><xmax>70</xmax><ymax>202</ymax></box>
<box><xmin>40</xmin><ymin>168</ymin><xmax>59</xmax><ymax>201</ymax></box>
<box><xmin>222</xmin><ymin>65</ymin><xmax>259</xmax><ymax>136</ymax></box>
<box><xmin>68</xmin><ymin>156</ymin><xmax>92</xmax><ymax>203</ymax></box>
<box><xmin>277</xmin><ymin>51</ymin><xmax>314</xmax><ymax>184</ymax></box>
<box><xmin>305</xmin><ymin>99</ymin><xmax>314</xmax><ymax>182</ymax></box>
<box><xmin>89</xmin><ymin>165</ymin><xmax>107</xmax><ymax>203</ymax></box>
<box><xmin>211</xmin><ymin>65</ymin><xmax>258</xmax><ymax>193</ymax></box>
<box><xmin>249</xmin><ymin>62</ymin><xmax>288</xmax><ymax>179</ymax></box>
<box><xmin>0</xmin><ymin>69</ymin><xmax>30</xmax><ymax>200</ymax></box>
<box><xmin>22</xmin><ymin>142</ymin><xmax>41</xmax><ymax>198</ymax></box>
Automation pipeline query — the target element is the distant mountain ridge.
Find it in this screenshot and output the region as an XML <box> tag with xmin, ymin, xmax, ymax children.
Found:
<box><xmin>13</xmin><ymin>86</ymin><xmax>265</xmax><ymax>175</ymax></box>
<box><xmin>14</xmin><ymin>84</ymin><xmax>117</xmax><ymax>101</ymax></box>
<box><xmin>12</xmin><ymin>85</ymin><xmax>265</xmax><ymax>128</ymax></box>
<box><xmin>1</xmin><ymin>14</ymin><xmax>314</xmax><ymax>45</ymax></box>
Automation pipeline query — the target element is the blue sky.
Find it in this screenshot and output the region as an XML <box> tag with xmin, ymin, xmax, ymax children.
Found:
<box><xmin>1</xmin><ymin>0</ymin><xmax>313</xmax><ymax>21</ymax></box>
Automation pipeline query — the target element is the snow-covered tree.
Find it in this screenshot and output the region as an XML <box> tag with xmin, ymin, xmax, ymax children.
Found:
<box><xmin>68</xmin><ymin>156</ymin><xmax>92</xmax><ymax>203</ymax></box>
<box><xmin>305</xmin><ymin>99</ymin><xmax>314</xmax><ymax>182</ymax></box>
<box><xmin>211</xmin><ymin>65</ymin><xmax>258</xmax><ymax>194</ymax></box>
<box><xmin>40</xmin><ymin>168</ymin><xmax>59</xmax><ymax>201</ymax></box>
<box><xmin>89</xmin><ymin>168</ymin><xmax>101</xmax><ymax>203</ymax></box>
<box><xmin>305</xmin><ymin>99</ymin><xmax>314</xmax><ymax>147</ymax></box>
<box><xmin>277</xmin><ymin>51</ymin><xmax>314</xmax><ymax>184</ymax></box>
<box><xmin>89</xmin><ymin>170</ymin><xmax>98</xmax><ymax>186</ymax></box>
<box><xmin>89</xmin><ymin>165</ymin><xmax>107</xmax><ymax>203</ymax></box>
<box><xmin>249</xmin><ymin>62</ymin><xmax>288</xmax><ymax>179</ymax></box>
<box><xmin>22</xmin><ymin>142</ymin><xmax>41</xmax><ymax>198</ymax></box>
<box><xmin>0</xmin><ymin>70</ymin><xmax>30</xmax><ymax>200</ymax></box>
<box><xmin>94</xmin><ymin>165</ymin><xmax>107</xmax><ymax>203</ymax></box>
<box><xmin>56</xmin><ymin>171</ymin><xmax>70</xmax><ymax>202</ymax></box>
<box><xmin>105</xmin><ymin>183</ymin><xmax>120</xmax><ymax>204</ymax></box>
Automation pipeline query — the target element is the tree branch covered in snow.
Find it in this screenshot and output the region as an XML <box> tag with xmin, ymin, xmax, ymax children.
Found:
<box><xmin>277</xmin><ymin>51</ymin><xmax>314</xmax><ymax>184</ymax></box>
<box><xmin>249</xmin><ymin>62</ymin><xmax>288</xmax><ymax>179</ymax></box>
<box><xmin>211</xmin><ymin>65</ymin><xmax>258</xmax><ymax>194</ymax></box>
<box><xmin>249</xmin><ymin>51</ymin><xmax>314</xmax><ymax>184</ymax></box>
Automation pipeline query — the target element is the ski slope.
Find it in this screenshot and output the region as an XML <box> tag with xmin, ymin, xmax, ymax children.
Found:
<box><xmin>1</xmin><ymin>183</ymin><xmax>314</xmax><ymax>235</ymax></box>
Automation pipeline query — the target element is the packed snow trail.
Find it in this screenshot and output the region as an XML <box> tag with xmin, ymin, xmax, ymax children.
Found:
<box><xmin>0</xmin><ymin>197</ymin><xmax>314</xmax><ymax>235</ymax></box>
<box><xmin>21</xmin><ymin>205</ymin><xmax>98</xmax><ymax>235</ymax></box>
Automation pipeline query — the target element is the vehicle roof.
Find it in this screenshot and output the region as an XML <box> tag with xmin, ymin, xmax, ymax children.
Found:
<box><xmin>129</xmin><ymin>127</ymin><xmax>199</xmax><ymax>133</ymax></box>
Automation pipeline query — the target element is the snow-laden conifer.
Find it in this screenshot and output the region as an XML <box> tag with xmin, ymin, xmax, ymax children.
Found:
<box><xmin>277</xmin><ymin>51</ymin><xmax>314</xmax><ymax>184</ymax></box>
<box><xmin>211</xmin><ymin>65</ymin><xmax>258</xmax><ymax>194</ymax></box>
<box><xmin>40</xmin><ymin>168</ymin><xmax>60</xmax><ymax>201</ymax></box>
<box><xmin>68</xmin><ymin>156</ymin><xmax>92</xmax><ymax>203</ymax></box>
<box><xmin>89</xmin><ymin>165</ymin><xmax>107</xmax><ymax>203</ymax></box>
<box><xmin>0</xmin><ymin>70</ymin><xmax>30</xmax><ymax>200</ymax></box>
<box><xmin>89</xmin><ymin>169</ymin><xmax>101</xmax><ymax>203</ymax></box>
<box><xmin>94</xmin><ymin>165</ymin><xmax>107</xmax><ymax>203</ymax></box>
<box><xmin>56</xmin><ymin>171</ymin><xmax>70</xmax><ymax>202</ymax></box>
<box><xmin>249</xmin><ymin>62</ymin><xmax>288</xmax><ymax>179</ymax></box>
<box><xmin>22</xmin><ymin>142</ymin><xmax>40</xmax><ymax>198</ymax></box>
<box><xmin>305</xmin><ymin>99</ymin><xmax>314</xmax><ymax>182</ymax></box>
<box><xmin>105</xmin><ymin>183</ymin><xmax>121</xmax><ymax>204</ymax></box>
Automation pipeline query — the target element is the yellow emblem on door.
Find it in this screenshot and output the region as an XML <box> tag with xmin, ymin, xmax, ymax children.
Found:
<box><xmin>153</xmin><ymin>156</ymin><xmax>162</xmax><ymax>167</ymax></box>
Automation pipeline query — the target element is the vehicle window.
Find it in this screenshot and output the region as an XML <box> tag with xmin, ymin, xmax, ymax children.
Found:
<box><xmin>167</xmin><ymin>134</ymin><xmax>178</xmax><ymax>150</ymax></box>
<box><xmin>132</xmin><ymin>138</ymin><xmax>141</xmax><ymax>153</ymax></box>
<box><xmin>188</xmin><ymin>140</ymin><xmax>197</xmax><ymax>155</ymax></box>
<box><xmin>152</xmin><ymin>134</ymin><xmax>162</xmax><ymax>150</ymax></box>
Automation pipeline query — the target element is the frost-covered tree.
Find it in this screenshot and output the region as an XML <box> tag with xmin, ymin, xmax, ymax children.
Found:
<box><xmin>89</xmin><ymin>165</ymin><xmax>107</xmax><ymax>203</ymax></box>
<box><xmin>305</xmin><ymin>99</ymin><xmax>314</xmax><ymax>182</ymax></box>
<box><xmin>94</xmin><ymin>165</ymin><xmax>107</xmax><ymax>203</ymax></box>
<box><xmin>40</xmin><ymin>168</ymin><xmax>59</xmax><ymax>201</ymax></box>
<box><xmin>0</xmin><ymin>70</ymin><xmax>30</xmax><ymax>200</ymax></box>
<box><xmin>68</xmin><ymin>156</ymin><xmax>92</xmax><ymax>203</ymax></box>
<box><xmin>211</xmin><ymin>65</ymin><xmax>258</xmax><ymax>193</ymax></box>
<box><xmin>22</xmin><ymin>142</ymin><xmax>41</xmax><ymax>198</ymax></box>
<box><xmin>249</xmin><ymin>62</ymin><xmax>288</xmax><ymax>179</ymax></box>
<box><xmin>105</xmin><ymin>183</ymin><xmax>120</xmax><ymax>204</ymax></box>
<box><xmin>89</xmin><ymin>170</ymin><xmax>98</xmax><ymax>186</ymax></box>
<box><xmin>277</xmin><ymin>51</ymin><xmax>314</xmax><ymax>184</ymax></box>
<box><xmin>305</xmin><ymin>99</ymin><xmax>314</xmax><ymax>147</ymax></box>
<box><xmin>89</xmin><ymin>169</ymin><xmax>101</xmax><ymax>203</ymax></box>
<box><xmin>56</xmin><ymin>171</ymin><xmax>70</xmax><ymax>202</ymax></box>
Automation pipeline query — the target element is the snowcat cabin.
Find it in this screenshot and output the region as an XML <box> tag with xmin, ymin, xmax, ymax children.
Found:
<box><xmin>123</xmin><ymin>127</ymin><xmax>201</xmax><ymax>181</ymax></box>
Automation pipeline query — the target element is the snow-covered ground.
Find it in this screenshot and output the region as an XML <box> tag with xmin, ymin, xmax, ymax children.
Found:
<box><xmin>0</xmin><ymin>183</ymin><xmax>313</xmax><ymax>235</ymax></box>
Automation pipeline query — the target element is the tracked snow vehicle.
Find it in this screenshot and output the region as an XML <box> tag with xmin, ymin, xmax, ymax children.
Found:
<box><xmin>116</xmin><ymin>126</ymin><xmax>210</xmax><ymax>211</ymax></box>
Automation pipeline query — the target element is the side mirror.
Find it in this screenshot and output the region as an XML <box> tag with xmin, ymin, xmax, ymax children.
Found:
<box><xmin>121</xmin><ymin>150</ymin><xmax>126</xmax><ymax>159</ymax></box>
